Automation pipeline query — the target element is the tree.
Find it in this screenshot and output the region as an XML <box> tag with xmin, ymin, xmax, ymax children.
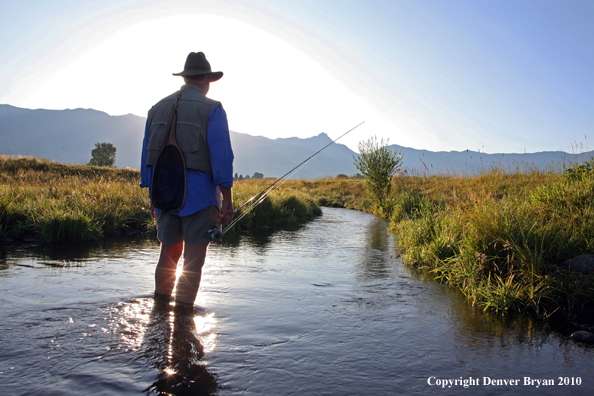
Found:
<box><xmin>353</xmin><ymin>136</ymin><xmax>403</xmax><ymax>208</ymax></box>
<box><xmin>88</xmin><ymin>142</ymin><xmax>116</xmax><ymax>167</ymax></box>
<box><xmin>252</xmin><ymin>172</ymin><xmax>264</xmax><ymax>179</ymax></box>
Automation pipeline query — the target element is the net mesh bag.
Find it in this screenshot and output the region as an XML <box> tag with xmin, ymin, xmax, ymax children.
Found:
<box><xmin>151</xmin><ymin>144</ymin><xmax>186</xmax><ymax>212</ymax></box>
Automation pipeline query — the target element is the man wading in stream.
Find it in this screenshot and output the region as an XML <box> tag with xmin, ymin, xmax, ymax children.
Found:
<box><xmin>140</xmin><ymin>52</ymin><xmax>234</xmax><ymax>314</ymax></box>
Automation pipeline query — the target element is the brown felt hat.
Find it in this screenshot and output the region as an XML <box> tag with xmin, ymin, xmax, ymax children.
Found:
<box><xmin>172</xmin><ymin>52</ymin><xmax>223</xmax><ymax>81</ymax></box>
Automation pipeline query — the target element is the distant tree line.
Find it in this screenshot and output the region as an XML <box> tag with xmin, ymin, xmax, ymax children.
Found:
<box><xmin>234</xmin><ymin>172</ymin><xmax>264</xmax><ymax>181</ymax></box>
<box><xmin>233</xmin><ymin>172</ymin><xmax>366</xmax><ymax>181</ymax></box>
<box><xmin>335</xmin><ymin>173</ymin><xmax>364</xmax><ymax>179</ymax></box>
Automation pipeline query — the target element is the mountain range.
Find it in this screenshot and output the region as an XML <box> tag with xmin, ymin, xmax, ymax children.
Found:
<box><xmin>1</xmin><ymin>104</ymin><xmax>591</xmax><ymax>179</ymax></box>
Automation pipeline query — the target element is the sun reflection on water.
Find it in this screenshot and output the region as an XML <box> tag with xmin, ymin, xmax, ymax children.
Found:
<box><xmin>97</xmin><ymin>296</ymin><xmax>220</xmax><ymax>394</ymax></box>
<box><xmin>98</xmin><ymin>298</ymin><xmax>153</xmax><ymax>352</ymax></box>
<box><xmin>143</xmin><ymin>301</ymin><xmax>220</xmax><ymax>394</ymax></box>
<box><xmin>194</xmin><ymin>313</ymin><xmax>218</xmax><ymax>354</ymax></box>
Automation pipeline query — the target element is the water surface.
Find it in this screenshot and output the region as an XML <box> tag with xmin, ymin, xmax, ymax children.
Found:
<box><xmin>1</xmin><ymin>208</ymin><xmax>592</xmax><ymax>395</ymax></box>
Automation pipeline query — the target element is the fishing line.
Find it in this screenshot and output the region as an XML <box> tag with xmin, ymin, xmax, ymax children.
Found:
<box><xmin>211</xmin><ymin>121</ymin><xmax>365</xmax><ymax>240</ymax></box>
<box><xmin>221</xmin><ymin>159</ymin><xmax>310</xmax><ymax>235</ymax></box>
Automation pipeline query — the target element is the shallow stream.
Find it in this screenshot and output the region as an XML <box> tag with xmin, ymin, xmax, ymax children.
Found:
<box><xmin>1</xmin><ymin>207</ymin><xmax>592</xmax><ymax>395</ymax></box>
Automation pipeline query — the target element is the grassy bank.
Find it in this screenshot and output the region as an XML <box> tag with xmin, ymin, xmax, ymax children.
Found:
<box><xmin>388</xmin><ymin>169</ymin><xmax>594</xmax><ymax>321</ymax></box>
<box><xmin>0</xmin><ymin>156</ymin><xmax>150</xmax><ymax>243</ymax></box>
<box><xmin>278</xmin><ymin>178</ymin><xmax>368</xmax><ymax>210</ymax></box>
<box><xmin>0</xmin><ymin>156</ymin><xmax>321</xmax><ymax>243</ymax></box>
<box><xmin>222</xmin><ymin>179</ymin><xmax>322</xmax><ymax>235</ymax></box>
<box><xmin>279</xmin><ymin>170</ymin><xmax>594</xmax><ymax>321</ymax></box>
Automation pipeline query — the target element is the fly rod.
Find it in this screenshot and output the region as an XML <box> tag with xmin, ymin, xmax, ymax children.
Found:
<box><xmin>208</xmin><ymin>121</ymin><xmax>365</xmax><ymax>241</ymax></box>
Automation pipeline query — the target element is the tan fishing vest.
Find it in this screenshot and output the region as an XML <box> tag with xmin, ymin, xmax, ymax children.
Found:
<box><xmin>146</xmin><ymin>84</ymin><xmax>218</xmax><ymax>175</ymax></box>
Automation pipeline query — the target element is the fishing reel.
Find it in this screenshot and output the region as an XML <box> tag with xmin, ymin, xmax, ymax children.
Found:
<box><xmin>207</xmin><ymin>225</ymin><xmax>223</xmax><ymax>242</ymax></box>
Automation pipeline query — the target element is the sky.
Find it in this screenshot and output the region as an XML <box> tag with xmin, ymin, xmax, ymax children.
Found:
<box><xmin>1</xmin><ymin>0</ymin><xmax>593</xmax><ymax>154</ymax></box>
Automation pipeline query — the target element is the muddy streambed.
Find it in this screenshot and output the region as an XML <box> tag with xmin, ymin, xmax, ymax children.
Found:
<box><xmin>0</xmin><ymin>207</ymin><xmax>592</xmax><ymax>395</ymax></box>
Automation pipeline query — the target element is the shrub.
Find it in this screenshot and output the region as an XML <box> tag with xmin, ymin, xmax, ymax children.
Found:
<box><xmin>353</xmin><ymin>136</ymin><xmax>403</xmax><ymax>213</ymax></box>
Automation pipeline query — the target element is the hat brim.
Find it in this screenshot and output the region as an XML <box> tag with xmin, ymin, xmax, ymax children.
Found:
<box><xmin>172</xmin><ymin>70</ymin><xmax>224</xmax><ymax>82</ymax></box>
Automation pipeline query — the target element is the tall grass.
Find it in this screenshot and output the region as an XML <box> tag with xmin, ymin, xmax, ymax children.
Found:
<box><xmin>0</xmin><ymin>156</ymin><xmax>152</xmax><ymax>243</ymax></box>
<box><xmin>278</xmin><ymin>178</ymin><xmax>369</xmax><ymax>211</ymax></box>
<box><xmin>388</xmin><ymin>169</ymin><xmax>594</xmax><ymax>320</ymax></box>
<box><xmin>0</xmin><ymin>156</ymin><xmax>321</xmax><ymax>243</ymax></box>
<box><xmin>223</xmin><ymin>179</ymin><xmax>322</xmax><ymax>234</ymax></box>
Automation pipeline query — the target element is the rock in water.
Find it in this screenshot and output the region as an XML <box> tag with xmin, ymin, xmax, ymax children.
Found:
<box><xmin>558</xmin><ymin>255</ymin><xmax>594</xmax><ymax>275</ymax></box>
<box><xmin>570</xmin><ymin>331</ymin><xmax>594</xmax><ymax>344</ymax></box>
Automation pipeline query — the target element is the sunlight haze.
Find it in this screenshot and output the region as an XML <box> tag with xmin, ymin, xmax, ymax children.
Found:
<box><xmin>1</xmin><ymin>0</ymin><xmax>592</xmax><ymax>154</ymax></box>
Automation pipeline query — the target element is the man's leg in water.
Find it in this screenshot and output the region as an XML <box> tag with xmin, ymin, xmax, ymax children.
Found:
<box><xmin>155</xmin><ymin>243</ymin><xmax>183</xmax><ymax>296</ymax></box>
<box><xmin>175</xmin><ymin>242</ymin><xmax>209</xmax><ymax>305</ymax></box>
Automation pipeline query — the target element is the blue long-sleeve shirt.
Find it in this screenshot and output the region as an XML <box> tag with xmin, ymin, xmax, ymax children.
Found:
<box><xmin>140</xmin><ymin>102</ymin><xmax>234</xmax><ymax>216</ymax></box>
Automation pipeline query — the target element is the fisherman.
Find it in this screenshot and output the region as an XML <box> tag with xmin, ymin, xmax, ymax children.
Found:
<box><xmin>140</xmin><ymin>52</ymin><xmax>234</xmax><ymax>314</ymax></box>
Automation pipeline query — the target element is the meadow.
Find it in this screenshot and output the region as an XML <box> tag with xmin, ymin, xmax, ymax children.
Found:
<box><xmin>0</xmin><ymin>156</ymin><xmax>320</xmax><ymax>243</ymax></box>
<box><xmin>1</xmin><ymin>155</ymin><xmax>593</xmax><ymax>322</ymax></box>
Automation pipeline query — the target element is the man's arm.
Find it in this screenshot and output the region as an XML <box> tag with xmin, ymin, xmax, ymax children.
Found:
<box><xmin>206</xmin><ymin>103</ymin><xmax>234</xmax><ymax>224</ymax></box>
<box><xmin>139</xmin><ymin>119</ymin><xmax>156</xmax><ymax>217</ymax></box>
<box><xmin>140</xmin><ymin>119</ymin><xmax>150</xmax><ymax>188</ymax></box>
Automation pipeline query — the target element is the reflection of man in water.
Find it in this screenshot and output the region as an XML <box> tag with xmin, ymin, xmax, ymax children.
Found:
<box><xmin>140</xmin><ymin>52</ymin><xmax>234</xmax><ymax>313</ymax></box>
<box><xmin>143</xmin><ymin>304</ymin><xmax>219</xmax><ymax>394</ymax></box>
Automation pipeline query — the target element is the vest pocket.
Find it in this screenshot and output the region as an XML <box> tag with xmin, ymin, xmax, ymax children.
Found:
<box><xmin>175</xmin><ymin>122</ymin><xmax>202</xmax><ymax>154</ymax></box>
<box><xmin>146</xmin><ymin>122</ymin><xmax>168</xmax><ymax>165</ymax></box>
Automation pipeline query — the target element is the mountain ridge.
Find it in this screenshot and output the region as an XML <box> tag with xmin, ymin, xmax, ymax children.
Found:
<box><xmin>1</xmin><ymin>104</ymin><xmax>591</xmax><ymax>178</ymax></box>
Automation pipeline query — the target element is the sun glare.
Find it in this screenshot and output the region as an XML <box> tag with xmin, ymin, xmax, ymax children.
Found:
<box><xmin>18</xmin><ymin>11</ymin><xmax>376</xmax><ymax>150</ymax></box>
